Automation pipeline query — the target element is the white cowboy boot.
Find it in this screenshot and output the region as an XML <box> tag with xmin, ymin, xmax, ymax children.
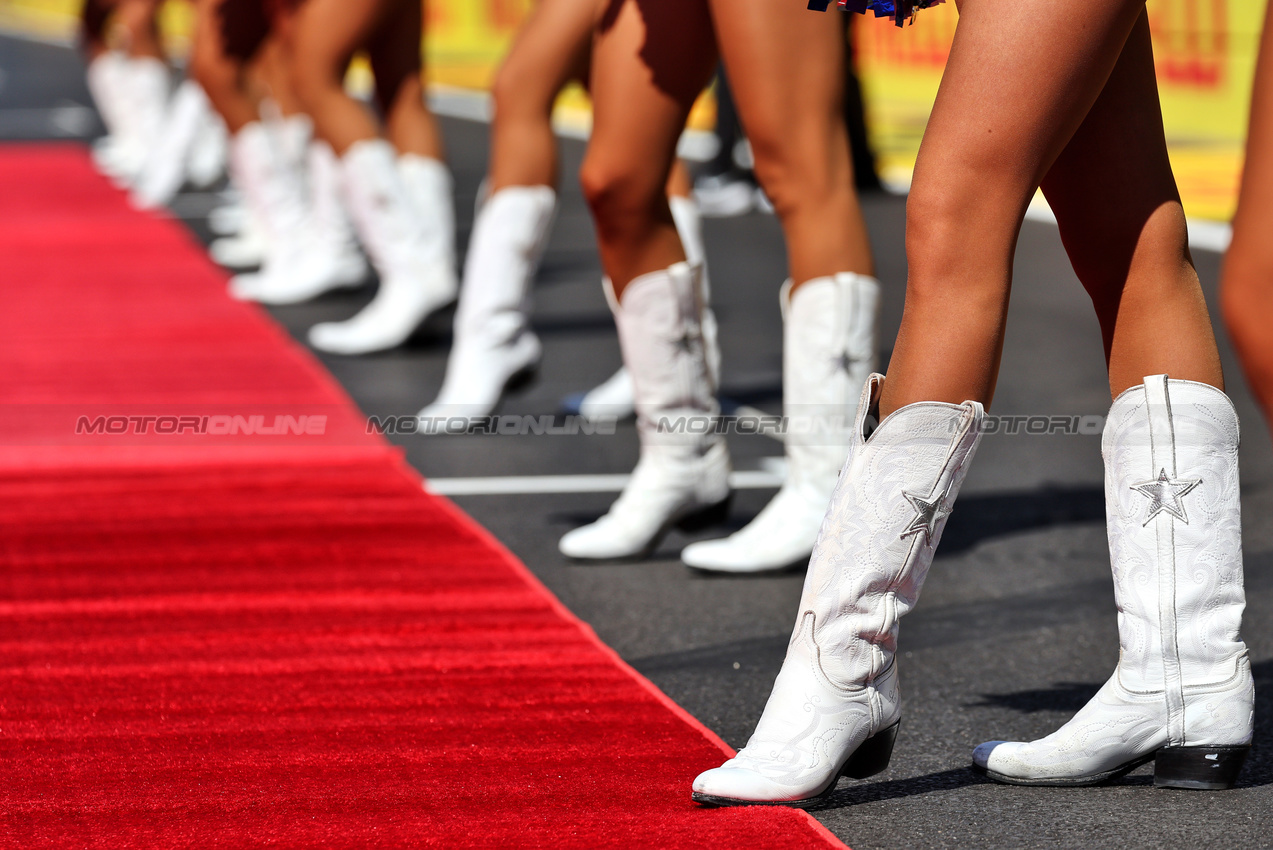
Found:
<box><xmin>419</xmin><ymin>185</ymin><xmax>555</xmax><ymax>421</ymax></box>
<box><xmin>209</xmin><ymin>211</ymin><xmax>267</xmax><ymax>268</ymax></box>
<box><xmin>304</xmin><ymin>139</ymin><xmax>368</xmax><ymax>285</ymax></box>
<box><xmin>275</xmin><ymin>112</ymin><xmax>313</xmax><ymax>172</ymax></box>
<box><xmin>101</xmin><ymin>56</ymin><xmax>170</xmax><ymax>187</ymax></box>
<box><xmin>693</xmin><ymin>374</ymin><xmax>985</xmax><ymax>806</ymax></box>
<box><xmin>974</xmin><ymin>376</ymin><xmax>1253</xmax><ymax>789</ymax></box>
<box><xmin>226</xmin><ymin>123</ymin><xmax>366</xmax><ymax>305</ymax></box>
<box><xmin>132</xmin><ymin>79</ymin><xmax>214</xmax><ymax>209</ymax></box>
<box><xmin>576</xmin><ymin>195</ymin><xmax>716</xmax><ymax>420</ymax></box>
<box><xmin>186</xmin><ymin>106</ymin><xmax>227</xmax><ymax>189</ymax></box>
<box><xmin>208</xmin><ymin>188</ymin><xmax>267</xmax><ymax>268</ymax></box>
<box><xmin>578</xmin><ymin>366</ymin><xmax>637</xmax><ymax>420</ymax></box>
<box><xmin>87</xmin><ymin>51</ymin><xmax>129</xmax><ymax>171</ymax></box>
<box><xmin>219</xmin><ymin>122</ymin><xmax>280</xmax><ymax>273</ymax></box>
<box><xmin>309</xmin><ymin>142</ymin><xmax>458</xmax><ymax>354</ymax></box>
<box><xmin>559</xmin><ymin>263</ymin><xmax>732</xmax><ymax>561</ymax></box>
<box><xmin>683</xmin><ymin>273</ymin><xmax>879</xmax><ymax>573</ymax></box>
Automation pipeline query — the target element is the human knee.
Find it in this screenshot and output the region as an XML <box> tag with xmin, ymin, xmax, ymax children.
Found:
<box><xmin>189</xmin><ymin>39</ymin><xmax>237</xmax><ymax>103</ymax></box>
<box><xmin>906</xmin><ymin>170</ymin><xmax>1013</xmax><ymax>300</ymax></box>
<box><xmin>490</xmin><ymin>60</ymin><xmax>555</xmax><ymax>129</ymax></box>
<box><xmin>116</xmin><ymin>0</ymin><xmax>159</xmax><ymax>32</ymax></box>
<box><xmin>580</xmin><ymin>154</ymin><xmax>662</xmax><ymax>235</ymax></box>
<box><xmin>748</xmin><ymin>133</ymin><xmax>840</xmax><ymax>220</ymax></box>
<box><xmin>288</xmin><ymin>48</ymin><xmax>338</xmax><ymax>112</ymax></box>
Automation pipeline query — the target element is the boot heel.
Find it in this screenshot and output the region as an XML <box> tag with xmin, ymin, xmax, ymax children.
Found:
<box><xmin>504</xmin><ymin>361</ymin><xmax>539</xmax><ymax>394</ymax></box>
<box><xmin>1154</xmin><ymin>745</ymin><xmax>1249</xmax><ymax>790</ymax></box>
<box><xmin>842</xmin><ymin>720</ymin><xmax>900</xmax><ymax>780</ymax></box>
<box><xmin>676</xmin><ymin>494</ymin><xmax>732</xmax><ymax>533</ymax></box>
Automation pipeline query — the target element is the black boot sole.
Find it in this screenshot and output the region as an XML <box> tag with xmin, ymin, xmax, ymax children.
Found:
<box><xmin>974</xmin><ymin>743</ymin><xmax>1250</xmax><ymax>789</ymax></box>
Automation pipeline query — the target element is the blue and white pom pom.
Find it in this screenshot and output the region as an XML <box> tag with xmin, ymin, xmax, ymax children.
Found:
<box><xmin>807</xmin><ymin>0</ymin><xmax>944</xmax><ymax>27</ymax></box>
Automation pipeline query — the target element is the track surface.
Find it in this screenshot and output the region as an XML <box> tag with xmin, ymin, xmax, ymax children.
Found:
<box><xmin>4</xmin><ymin>34</ymin><xmax>1272</xmax><ymax>849</ymax></box>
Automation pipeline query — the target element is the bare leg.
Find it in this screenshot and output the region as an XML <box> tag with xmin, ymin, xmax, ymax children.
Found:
<box><xmin>190</xmin><ymin>0</ymin><xmax>258</xmax><ymax>132</ymax></box>
<box><xmin>489</xmin><ymin>0</ymin><xmax>594</xmax><ymax>191</ymax></box>
<box><xmin>290</xmin><ymin>0</ymin><xmax>385</xmax><ymax>154</ymax></box>
<box><xmin>666</xmin><ymin>160</ymin><xmax>691</xmax><ymax>199</ymax></box>
<box><xmin>115</xmin><ymin>0</ymin><xmax>163</xmax><ymax>60</ymax></box>
<box><xmin>582</xmin><ymin>0</ymin><xmax>718</xmax><ymax>295</ymax></box>
<box><xmin>80</xmin><ymin>0</ymin><xmax>113</xmax><ymax>60</ymax></box>
<box><xmin>367</xmin><ymin>0</ymin><xmax>443</xmax><ymax>160</ymax></box>
<box><xmin>254</xmin><ymin>6</ymin><xmax>305</xmax><ymax>118</ymax></box>
<box><xmin>1043</xmin><ymin>12</ymin><xmax>1221</xmax><ymax>397</ymax></box>
<box><xmin>881</xmin><ymin>0</ymin><xmax>1189</xmax><ymax>415</ymax></box>
<box><xmin>708</xmin><ymin>0</ymin><xmax>873</xmax><ymax>288</ymax></box>
<box><xmin>1222</xmin><ymin>7</ymin><xmax>1273</xmax><ymax>428</ymax></box>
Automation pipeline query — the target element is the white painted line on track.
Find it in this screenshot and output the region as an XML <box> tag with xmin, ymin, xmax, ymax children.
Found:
<box><xmin>0</xmin><ymin>104</ymin><xmax>95</xmax><ymax>136</ymax></box>
<box><xmin>1184</xmin><ymin>219</ymin><xmax>1234</xmax><ymax>254</ymax></box>
<box><xmin>426</xmin><ymin>469</ymin><xmax>784</xmax><ymax>496</ymax></box>
<box><xmin>0</xmin><ymin>25</ymin><xmax>75</xmax><ymax>48</ymax></box>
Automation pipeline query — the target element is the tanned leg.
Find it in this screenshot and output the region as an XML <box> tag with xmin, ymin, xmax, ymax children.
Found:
<box><xmin>582</xmin><ymin>0</ymin><xmax>717</xmax><ymax>296</ymax></box>
<box><xmin>489</xmin><ymin>0</ymin><xmax>595</xmax><ymax>191</ymax></box>
<box><xmin>880</xmin><ymin>0</ymin><xmax>1151</xmax><ymax>415</ymax></box>
<box><xmin>189</xmin><ymin>0</ymin><xmax>258</xmax><ymax>132</ymax></box>
<box><xmin>366</xmin><ymin>0</ymin><xmax>443</xmax><ymax>160</ymax></box>
<box><xmin>1222</xmin><ymin>6</ymin><xmax>1273</xmax><ymax>428</ymax></box>
<box><xmin>708</xmin><ymin>0</ymin><xmax>873</xmax><ymax>288</ymax></box>
<box><xmin>290</xmin><ymin>0</ymin><xmax>386</xmax><ymax>153</ymax></box>
<box><xmin>1042</xmin><ymin>12</ymin><xmax>1222</xmax><ymax>397</ymax></box>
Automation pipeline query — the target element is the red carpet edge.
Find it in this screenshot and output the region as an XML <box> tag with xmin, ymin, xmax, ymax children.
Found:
<box><xmin>0</xmin><ymin>145</ymin><xmax>845</xmax><ymax>847</ymax></box>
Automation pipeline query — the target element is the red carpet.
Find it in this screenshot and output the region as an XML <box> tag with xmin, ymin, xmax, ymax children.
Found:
<box><xmin>0</xmin><ymin>146</ymin><xmax>843</xmax><ymax>847</ymax></box>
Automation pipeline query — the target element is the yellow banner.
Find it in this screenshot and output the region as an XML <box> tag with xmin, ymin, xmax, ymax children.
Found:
<box><xmin>1</xmin><ymin>0</ymin><xmax>1260</xmax><ymax>220</ymax></box>
<box><xmin>853</xmin><ymin>0</ymin><xmax>1260</xmax><ymax>220</ymax></box>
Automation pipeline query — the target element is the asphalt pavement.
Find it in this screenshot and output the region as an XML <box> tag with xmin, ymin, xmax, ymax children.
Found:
<box><xmin>3</xmin><ymin>33</ymin><xmax>1272</xmax><ymax>849</ymax></box>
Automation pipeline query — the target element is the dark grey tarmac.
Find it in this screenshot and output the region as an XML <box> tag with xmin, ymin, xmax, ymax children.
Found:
<box><xmin>4</xmin><ymin>33</ymin><xmax>1271</xmax><ymax>849</ymax></box>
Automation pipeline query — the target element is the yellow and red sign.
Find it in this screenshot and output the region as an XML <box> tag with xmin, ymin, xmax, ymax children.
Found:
<box><xmin>0</xmin><ymin>0</ymin><xmax>1261</xmax><ymax>220</ymax></box>
<box><xmin>852</xmin><ymin>0</ymin><xmax>1259</xmax><ymax>219</ymax></box>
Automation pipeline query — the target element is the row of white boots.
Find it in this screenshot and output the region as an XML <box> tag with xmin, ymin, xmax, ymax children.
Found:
<box><xmin>87</xmin><ymin>54</ymin><xmax>1253</xmax><ymax>795</ymax></box>
<box><xmin>692</xmin><ymin>373</ymin><xmax>1253</xmax><ymax>802</ymax></box>
<box><xmin>221</xmin><ymin>117</ymin><xmax>458</xmax><ymax>356</ymax></box>
<box><xmin>87</xmin><ymin>51</ymin><xmax>227</xmax><ymax>208</ymax></box>
<box><xmin>434</xmin><ymin>181</ymin><xmax>883</xmax><ymax>573</ymax></box>
<box><xmin>209</xmin><ymin>105</ymin><xmax>885</xmax><ymax>573</ymax></box>
<box><xmin>540</xmin><ymin>252</ymin><xmax>1253</xmax><ymax>797</ymax></box>
<box><xmin>207</xmin><ymin>111</ymin><xmax>882</xmax><ymax>574</ymax></box>
<box><xmin>556</xmin><ymin>262</ymin><xmax>880</xmax><ymax>572</ymax></box>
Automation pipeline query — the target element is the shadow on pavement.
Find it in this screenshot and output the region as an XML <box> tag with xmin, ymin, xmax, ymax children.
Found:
<box><xmin>968</xmin><ymin>658</ymin><xmax>1273</xmax><ymax>789</ymax></box>
<box><xmin>969</xmin><ymin>681</ymin><xmax>1102</xmax><ymax>714</ymax></box>
<box><xmin>810</xmin><ymin>766</ymin><xmax>992</xmax><ymax>811</ymax></box>
<box><xmin>939</xmin><ymin>486</ymin><xmax>1106</xmax><ymax>555</ymax></box>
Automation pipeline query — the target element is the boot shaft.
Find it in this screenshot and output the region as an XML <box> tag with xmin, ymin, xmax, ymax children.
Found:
<box><xmin>605</xmin><ymin>263</ymin><xmax>719</xmax><ymax>447</ymax></box>
<box><xmin>1103</xmin><ymin>376</ymin><xmax>1247</xmax><ymax>697</ymax></box>
<box><xmin>803</xmin><ymin>374</ymin><xmax>984</xmax><ymax>684</ymax></box>
<box><xmin>781</xmin><ymin>273</ymin><xmax>880</xmax><ymax>500</ymax></box>
<box><xmin>339</xmin><ymin>139</ymin><xmax>448</xmax><ymax>275</ymax></box>
<box><xmin>86</xmin><ymin>52</ymin><xmax>128</xmax><ymax>136</ymax></box>
<box><xmin>231</xmin><ymin>121</ymin><xmax>316</xmax><ymax>239</ymax></box>
<box><xmin>454</xmin><ymin>186</ymin><xmax>556</xmax><ymax>344</ymax></box>
<box><xmin>399</xmin><ymin>153</ymin><xmax>455</xmax><ymax>267</ymax></box>
<box><xmin>668</xmin><ymin>196</ymin><xmax>720</xmax><ymax>388</ymax></box>
<box><xmin>306</xmin><ymin>140</ymin><xmax>357</xmax><ymax>250</ymax></box>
